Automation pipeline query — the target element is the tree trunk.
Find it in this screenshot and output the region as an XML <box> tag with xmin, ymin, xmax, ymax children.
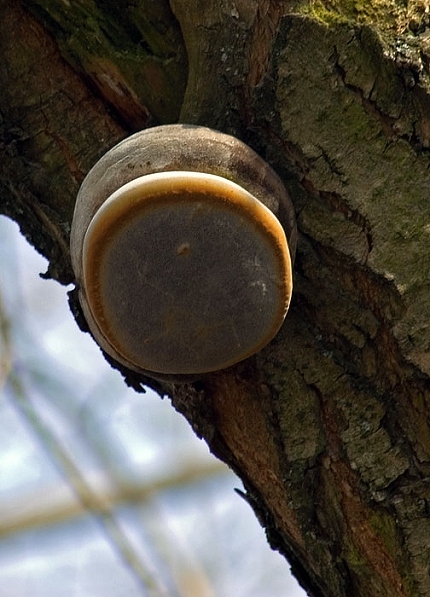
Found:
<box><xmin>2</xmin><ymin>1</ymin><xmax>430</xmax><ymax>595</ymax></box>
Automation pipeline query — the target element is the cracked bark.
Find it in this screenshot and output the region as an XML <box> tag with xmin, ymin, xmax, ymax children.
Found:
<box><xmin>2</xmin><ymin>1</ymin><xmax>430</xmax><ymax>596</ymax></box>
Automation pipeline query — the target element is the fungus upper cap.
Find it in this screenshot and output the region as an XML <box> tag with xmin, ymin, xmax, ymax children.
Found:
<box><xmin>82</xmin><ymin>171</ymin><xmax>292</xmax><ymax>375</ymax></box>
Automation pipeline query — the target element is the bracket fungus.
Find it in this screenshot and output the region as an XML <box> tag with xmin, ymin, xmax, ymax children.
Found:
<box><xmin>70</xmin><ymin>124</ymin><xmax>296</xmax><ymax>378</ymax></box>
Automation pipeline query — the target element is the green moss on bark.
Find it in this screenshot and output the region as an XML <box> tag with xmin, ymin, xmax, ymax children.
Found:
<box><xmin>299</xmin><ymin>0</ymin><xmax>424</xmax><ymax>35</ymax></box>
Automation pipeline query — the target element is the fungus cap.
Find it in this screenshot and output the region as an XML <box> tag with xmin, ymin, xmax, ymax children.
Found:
<box><xmin>71</xmin><ymin>125</ymin><xmax>296</xmax><ymax>378</ymax></box>
<box><xmin>82</xmin><ymin>171</ymin><xmax>291</xmax><ymax>375</ymax></box>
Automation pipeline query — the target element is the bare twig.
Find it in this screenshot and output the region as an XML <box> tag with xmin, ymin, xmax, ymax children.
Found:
<box><xmin>7</xmin><ymin>371</ymin><xmax>172</xmax><ymax>597</ymax></box>
<box><xmin>0</xmin><ymin>459</ymin><xmax>227</xmax><ymax>539</ymax></box>
<box><xmin>0</xmin><ymin>289</ymin><xmax>12</xmax><ymax>389</ymax></box>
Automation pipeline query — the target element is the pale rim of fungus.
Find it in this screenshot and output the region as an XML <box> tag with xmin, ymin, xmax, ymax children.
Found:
<box><xmin>81</xmin><ymin>171</ymin><xmax>293</xmax><ymax>375</ymax></box>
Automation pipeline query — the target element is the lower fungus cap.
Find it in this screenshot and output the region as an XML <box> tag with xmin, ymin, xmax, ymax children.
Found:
<box><xmin>82</xmin><ymin>171</ymin><xmax>292</xmax><ymax>375</ymax></box>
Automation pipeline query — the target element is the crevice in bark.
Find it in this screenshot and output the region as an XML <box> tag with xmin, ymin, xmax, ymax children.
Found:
<box><xmin>23</xmin><ymin>0</ymin><xmax>188</xmax><ymax>126</ymax></box>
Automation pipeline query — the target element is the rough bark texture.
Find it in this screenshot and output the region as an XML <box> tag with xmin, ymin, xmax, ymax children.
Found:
<box><xmin>2</xmin><ymin>1</ymin><xmax>430</xmax><ymax>596</ymax></box>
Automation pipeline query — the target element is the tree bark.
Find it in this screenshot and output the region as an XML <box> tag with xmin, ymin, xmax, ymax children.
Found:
<box><xmin>2</xmin><ymin>1</ymin><xmax>430</xmax><ymax>595</ymax></box>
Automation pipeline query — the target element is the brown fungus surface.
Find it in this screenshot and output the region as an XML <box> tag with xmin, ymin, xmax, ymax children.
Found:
<box><xmin>71</xmin><ymin>125</ymin><xmax>296</xmax><ymax>377</ymax></box>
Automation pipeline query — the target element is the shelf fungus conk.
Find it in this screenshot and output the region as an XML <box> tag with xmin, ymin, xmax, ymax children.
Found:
<box><xmin>70</xmin><ymin>125</ymin><xmax>297</xmax><ymax>377</ymax></box>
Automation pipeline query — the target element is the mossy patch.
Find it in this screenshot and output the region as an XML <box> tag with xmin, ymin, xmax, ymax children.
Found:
<box><xmin>299</xmin><ymin>0</ymin><xmax>417</xmax><ymax>36</ymax></box>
